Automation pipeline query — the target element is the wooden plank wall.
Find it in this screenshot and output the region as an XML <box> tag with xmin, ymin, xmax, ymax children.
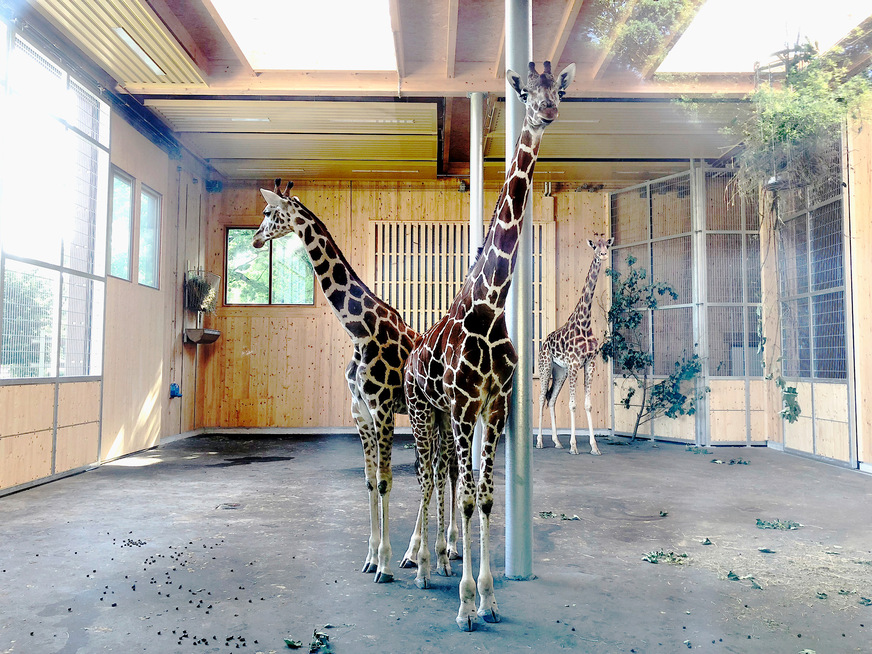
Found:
<box><xmin>199</xmin><ymin>181</ymin><xmax>612</xmax><ymax>433</ymax></box>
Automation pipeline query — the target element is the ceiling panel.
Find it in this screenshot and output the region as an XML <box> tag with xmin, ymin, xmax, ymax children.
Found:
<box><xmin>28</xmin><ymin>0</ymin><xmax>206</xmax><ymax>86</ymax></box>
<box><xmin>211</xmin><ymin>159</ymin><xmax>438</xmax><ymax>181</ymax></box>
<box><xmin>145</xmin><ymin>99</ymin><xmax>438</xmax><ymax>134</ymax></box>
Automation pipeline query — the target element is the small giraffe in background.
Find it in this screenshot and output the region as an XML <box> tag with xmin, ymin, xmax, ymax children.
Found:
<box><xmin>255</xmin><ymin>180</ymin><xmax>458</xmax><ymax>584</ymax></box>
<box><xmin>404</xmin><ymin>61</ymin><xmax>575</xmax><ymax>631</ymax></box>
<box><xmin>537</xmin><ymin>234</ymin><xmax>613</xmax><ymax>455</ymax></box>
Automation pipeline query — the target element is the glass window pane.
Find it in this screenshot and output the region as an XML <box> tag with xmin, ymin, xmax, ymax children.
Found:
<box><xmin>226</xmin><ymin>228</ymin><xmax>269</xmax><ymax>304</ymax></box>
<box><xmin>65</xmin><ymin>130</ymin><xmax>108</xmax><ymax>274</ymax></box>
<box><xmin>60</xmin><ymin>274</ymin><xmax>104</xmax><ymax>377</ymax></box>
<box><xmin>272</xmin><ymin>234</ymin><xmax>314</xmax><ymax>304</ymax></box>
<box><xmin>110</xmin><ymin>173</ymin><xmax>133</xmax><ymax>280</ymax></box>
<box><xmin>138</xmin><ymin>188</ymin><xmax>161</xmax><ymax>288</ymax></box>
<box><xmin>1</xmin><ymin>260</ymin><xmax>59</xmax><ymax>379</ymax></box>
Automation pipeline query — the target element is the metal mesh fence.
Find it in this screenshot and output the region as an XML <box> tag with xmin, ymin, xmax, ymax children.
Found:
<box><xmin>708</xmin><ymin>305</ymin><xmax>746</xmax><ymax>376</ymax></box>
<box><xmin>651</xmin><ymin>236</ymin><xmax>691</xmax><ymax>305</ymax></box>
<box><xmin>1</xmin><ymin>261</ymin><xmax>59</xmax><ymax>378</ymax></box>
<box><xmin>60</xmin><ymin>274</ymin><xmax>104</xmax><ymax>376</ymax></box>
<box><xmin>652</xmin><ymin>307</ymin><xmax>693</xmax><ymax>375</ymax></box>
<box><xmin>707</xmin><ymin>233</ymin><xmax>743</xmax><ymax>303</ymax></box>
<box><xmin>610</xmin><ymin>185</ymin><xmax>648</xmax><ymax>245</ymax></box>
<box><xmin>651</xmin><ymin>175</ymin><xmax>691</xmax><ymax>238</ymax></box>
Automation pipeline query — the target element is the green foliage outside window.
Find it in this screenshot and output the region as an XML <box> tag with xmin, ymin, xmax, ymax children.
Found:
<box><xmin>226</xmin><ymin>228</ymin><xmax>314</xmax><ymax>305</ymax></box>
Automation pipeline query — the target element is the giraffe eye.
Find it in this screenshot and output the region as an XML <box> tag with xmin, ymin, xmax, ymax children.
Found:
<box><xmin>558</xmin><ymin>90</ymin><xmax>565</xmax><ymax>99</ymax></box>
<box><xmin>519</xmin><ymin>92</ymin><xmax>528</xmax><ymax>102</ymax></box>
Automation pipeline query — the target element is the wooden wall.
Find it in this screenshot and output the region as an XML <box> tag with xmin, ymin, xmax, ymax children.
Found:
<box><xmin>0</xmin><ymin>109</ymin><xmax>210</xmax><ymax>493</ymax></box>
<box><xmin>199</xmin><ymin>181</ymin><xmax>612</xmax><ymax>433</ymax></box>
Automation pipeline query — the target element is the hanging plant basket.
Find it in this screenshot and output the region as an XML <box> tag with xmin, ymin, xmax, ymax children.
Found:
<box><xmin>185</xmin><ymin>271</ymin><xmax>221</xmax><ymax>314</ymax></box>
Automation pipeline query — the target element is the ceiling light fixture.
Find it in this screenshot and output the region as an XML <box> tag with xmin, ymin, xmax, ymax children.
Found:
<box><xmin>231</xmin><ymin>117</ymin><xmax>271</xmax><ymax>122</ymax></box>
<box><xmin>113</xmin><ymin>27</ymin><xmax>165</xmax><ymax>76</ymax></box>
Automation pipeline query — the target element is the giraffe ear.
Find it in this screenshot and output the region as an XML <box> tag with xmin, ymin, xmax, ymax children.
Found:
<box><xmin>506</xmin><ymin>69</ymin><xmax>526</xmax><ymax>101</ymax></box>
<box><xmin>606</xmin><ymin>237</ymin><xmax>614</xmax><ymax>247</ymax></box>
<box><xmin>587</xmin><ymin>239</ymin><xmax>595</xmax><ymax>249</ymax></box>
<box><xmin>261</xmin><ymin>189</ymin><xmax>284</xmax><ymax>207</ymax></box>
<box><xmin>557</xmin><ymin>63</ymin><xmax>576</xmax><ymax>92</ymax></box>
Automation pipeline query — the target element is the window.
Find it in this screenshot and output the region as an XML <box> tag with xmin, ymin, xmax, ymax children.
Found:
<box><xmin>138</xmin><ymin>186</ymin><xmax>161</xmax><ymax>288</ymax></box>
<box><xmin>110</xmin><ymin>171</ymin><xmax>134</xmax><ymax>280</ymax></box>
<box><xmin>0</xmin><ymin>32</ymin><xmax>108</xmax><ymax>380</ymax></box>
<box><xmin>225</xmin><ymin>227</ymin><xmax>315</xmax><ymax>305</ymax></box>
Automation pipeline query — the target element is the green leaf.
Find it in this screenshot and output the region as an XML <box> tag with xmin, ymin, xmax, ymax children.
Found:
<box><xmin>285</xmin><ymin>639</ymin><xmax>303</xmax><ymax>649</ymax></box>
<box><xmin>859</xmin><ymin>597</ymin><xmax>872</xmax><ymax>606</ymax></box>
<box><xmin>816</xmin><ymin>592</ymin><xmax>828</xmax><ymax>600</ymax></box>
<box><xmin>727</xmin><ymin>571</ymin><xmax>740</xmax><ymax>581</ymax></box>
<box><xmin>756</xmin><ymin>518</ymin><xmax>801</xmax><ymax>530</ymax></box>
<box><xmin>758</xmin><ymin>548</ymin><xmax>777</xmax><ymax>554</ymax></box>
<box><xmin>701</xmin><ymin>538</ymin><xmax>713</xmax><ymax>546</ymax></box>
<box><xmin>659</xmin><ymin>511</ymin><xmax>669</xmax><ymax>517</ymax></box>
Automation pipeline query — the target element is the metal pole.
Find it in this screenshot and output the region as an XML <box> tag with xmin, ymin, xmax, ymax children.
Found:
<box><xmin>469</xmin><ymin>91</ymin><xmax>486</xmax><ymax>473</ymax></box>
<box><xmin>504</xmin><ymin>0</ymin><xmax>533</xmax><ymax>581</ymax></box>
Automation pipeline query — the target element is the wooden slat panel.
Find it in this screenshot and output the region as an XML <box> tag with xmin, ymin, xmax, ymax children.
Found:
<box><xmin>0</xmin><ymin>430</ymin><xmax>53</xmax><ymax>490</ymax></box>
<box><xmin>57</xmin><ymin>381</ymin><xmax>101</xmax><ymax>427</ymax></box>
<box><xmin>0</xmin><ymin>384</ymin><xmax>55</xmax><ymax>435</ymax></box>
<box><xmin>55</xmin><ymin>423</ymin><xmax>99</xmax><ymax>472</ymax></box>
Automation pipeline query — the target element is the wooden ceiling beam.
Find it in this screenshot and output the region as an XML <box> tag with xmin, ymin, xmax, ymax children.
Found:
<box><xmin>446</xmin><ymin>0</ymin><xmax>459</xmax><ymax>78</ymax></box>
<box><xmin>547</xmin><ymin>0</ymin><xmax>585</xmax><ymax>68</ymax></box>
<box><xmin>199</xmin><ymin>0</ymin><xmax>255</xmax><ymax>78</ymax></box>
<box><xmin>388</xmin><ymin>0</ymin><xmax>406</xmax><ymax>80</ymax></box>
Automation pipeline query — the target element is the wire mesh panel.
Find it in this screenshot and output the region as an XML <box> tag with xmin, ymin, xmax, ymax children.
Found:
<box><xmin>60</xmin><ymin>274</ymin><xmax>104</xmax><ymax>377</ymax></box>
<box><xmin>705</xmin><ymin>171</ymin><xmax>743</xmax><ymax>231</ymax></box>
<box><xmin>708</xmin><ymin>305</ymin><xmax>747</xmax><ymax>376</ymax></box>
<box><xmin>706</xmin><ymin>234</ymin><xmax>743</xmax><ymax>303</ymax></box>
<box><xmin>652</xmin><ymin>307</ymin><xmax>693</xmax><ymax>375</ymax></box>
<box><xmin>812</xmin><ymin>291</ymin><xmax>846</xmax><ymax>379</ymax></box>
<box><xmin>778</xmin><ymin>214</ymin><xmax>809</xmax><ymax>296</ymax></box>
<box><xmin>651</xmin><ymin>174</ymin><xmax>691</xmax><ymax>238</ymax></box>
<box><xmin>652</xmin><ymin>236</ymin><xmax>692</xmax><ymax>305</ymax></box>
<box><xmin>611</xmin><ymin>185</ymin><xmax>649</xmax><ymax>245</ymax></box>
<box><xmin>65</xmin><ymin>130</ymin><xmax>109</xmax><ymax>275</ymax></box>
<box><xmin>1</xmin><ymin>260</ymin><xmax>59</xmax><ymax>378</ymax></box>
<box><xmin>780</xmin><ymin>298</ymin><xmax>812</xmax><ymax>378</ymax></box>
<box><xmin>810</xmin><ymin>200</ymin><xmax>844</xmax><ymax>292</ymax></box>
<box><xmin>745</xmin><ymin>234</ymin><xmax>762</xmax><ymax>303</ymax></box>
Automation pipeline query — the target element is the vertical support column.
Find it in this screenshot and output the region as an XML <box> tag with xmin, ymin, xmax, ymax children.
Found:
<box><xmin>504</xmin><ymin>0</ymin><xmax>533</xmax><ymax>581</ymax></box>
<box><xmin>690</xmin><ymin>160</ymin><xmax>710</xmax><ymax>447</ymax></box>
<box><xmin>469</xmin><ymin>91</ymin><xmax>486</xmax><ymax>472</ymax></box>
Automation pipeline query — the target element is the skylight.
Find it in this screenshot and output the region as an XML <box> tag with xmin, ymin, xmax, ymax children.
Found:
<box><xmin>211</xmin><ymin>0</ymin><xmax>397</xmax><ymax>71</ymax></box>
<box><xmin>658</xmin><ymin>0</ymin><xmax>870</xmax><ymax>73</ymax></box>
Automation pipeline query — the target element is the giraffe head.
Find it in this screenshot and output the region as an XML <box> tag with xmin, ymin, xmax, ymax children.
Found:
<box><xmin>253</xmin><ymin>179</ymin><xmax>302</xmax><ymax>248</ymax></box>
<box><xmin>507</xmin><ymin>61</ymin><xmax>576</xmax><ymax>129</ymax></box>
<box><xmin>587</xmin><ymin>233</ymin><xmax>614</xmax><ymax>261</ymax></box>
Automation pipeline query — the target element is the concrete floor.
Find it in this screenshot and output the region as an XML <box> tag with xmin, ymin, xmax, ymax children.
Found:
<box><xmin>1</xmin><ymin>433</ymin><xmax>871</xmax><ymax>654</ymax></box>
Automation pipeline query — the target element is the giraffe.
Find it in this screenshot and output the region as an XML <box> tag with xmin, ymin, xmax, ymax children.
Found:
<box><xmin>536</xmin><ymin>234</ymin><xmax>613</xmax><ymax>455</ymax></box>
<box><xmin>404</xmin><ymin>61</ymin><xmax>575</xmax><ymax>631</ymax></box>
<box><xmin>254</xmin><ymin>180</ymin><xmax>458</xmax><ymax>584</ymax></box>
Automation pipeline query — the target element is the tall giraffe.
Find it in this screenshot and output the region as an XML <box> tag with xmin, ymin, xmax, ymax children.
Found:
<box><xmin>536</xmin><ymin>234</ymin><xmax>613</xmax><ymax>455</ymax></box>
<box><xmin>254</xmin><ymin>180</ymin><xmax>458</xmax><ymax>584</ymax></box>
<box><xmin>404</xmin><ymin>61</ymin><xmax>575</xmax><ymax>631</ymax></box>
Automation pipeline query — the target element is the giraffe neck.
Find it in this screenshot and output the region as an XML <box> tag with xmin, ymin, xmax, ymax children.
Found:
<box><xmin>292</xmin><ymin>202</ymin><xmax>385</xmax><ymax>340</ymax></box>
<box><xmin>568</xmin><ymin>254</ymin><xmax>603</xmax><ymax>330</ymax></box>
<box><xmin>465</xmin><ymin>122</ymin><xmax>543</xmax><ymax>305</ymax></box>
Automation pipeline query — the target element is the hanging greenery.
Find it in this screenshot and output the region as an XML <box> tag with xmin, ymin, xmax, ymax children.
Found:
<box><xmin>730</xmin><ymin>41</ymin><xmax>872</xmax><ymax>200</ymax></box>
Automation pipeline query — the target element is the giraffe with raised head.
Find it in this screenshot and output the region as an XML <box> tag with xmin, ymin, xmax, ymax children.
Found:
<box><xmin>536</xmin><ymin>233</ymin><xmax>613</xmax><ymax>455</ymax></box>
<box><xmin>254</xmin><ymin>180</ymin><xmax>458</xmax><ymax>585</ymax></box>
<box><xmin>404</xmin><ymin>61</ymin><xmax>575</xmax><ymax>631</ymax></box>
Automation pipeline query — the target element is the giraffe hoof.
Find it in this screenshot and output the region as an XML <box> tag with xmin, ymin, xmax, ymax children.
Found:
<box><xmin>361</xmin><ymin>562</ymin><xmax>378</xmax><ymax>574</ymax></box>
<box><xmin>554</xmin><ymin>443</ymin><xmax>564</xmax><ymax>449</ymax></box>
<box><xmin>457</xmin><ymin>615</ymin><xmax>478</xmax><ymax>632</ymax></box>
<box><xmin>415</xmin><ymin>577</ymin><xmax>431</xmax><ymax>590</ymax></box>
<box><xmin>448</xmin><ymin>550</ymin><xmax>461</xmax><ymax>561</ymax></box>
<box><xmin>374</xmin><ymin>571</ymin><xmax>394</xmax><ymax>584</ymax></box>
<box><xmin>399</xmin><ymin>557</ymin><xmax>417</xmax><ymax>569</ymax></box>
<box><xmin>590</xmin><ymin>449</ymin><xmax>602</xmax><ymax>456</ymax></box>
<box><xmin>569</xmin><ymin>449</ymin><xmax>580</xmax><ymax>455</ymax></box>
<box><xmin>479</xmin><ymin>607</ymin><xmax>501</xmax><ymax>623</ymax></box>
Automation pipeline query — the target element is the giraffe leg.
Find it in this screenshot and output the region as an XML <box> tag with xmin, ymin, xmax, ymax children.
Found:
<box><xmin>475</xmin><ymin>400</ymin><xmax>506</xmax><ymax>624</ymax></box>
<box><xmin>349</xmin><ymin>388</ymin><xmax>380</xmax><ymax>574</ymax></box>
<box><xmin>406</xmin><ymin>386</ymin><xmax>436</xmax><ymax>589</ymax></box>
<box><xmin>548</xmin><ymin>364</ymin><xmax>568</xmax><ymax>449</ymax></box>
<box><xmin>400</xmin><ymin>502</ymin><xmax>423</xmax><ymax>569</ymax></box>
<box><xmin>373</xmin><ymin>412</ymin><xmax>395</xmax><ymax>584</ymax></box>
<box><xmin>536</xmin><ymin>350</ymin><xmax>551</xmax><ymax>449</ymax></box>
<box><xmin>434</xmin><ymin>421</ymin><xmax>453</xmax><ymax>577</ymax></box>
<box><xmin>445</xmin><ymin>413</ymin><xmax>460</xmax><ymax>561</ymax></box>
<box><xmin>585</xmin><ymin>358</ymin><xmax>601</xmax><ymax>456</ymax></box>
<box><xmin>566</xmin><ymin>366</ymin><xmax>581</xmax><ymax>455</ymax></box>
<box><xmin>450</xmin><ymin>412</ymin><xmax>479</xmax><ymax>631</ymax></box>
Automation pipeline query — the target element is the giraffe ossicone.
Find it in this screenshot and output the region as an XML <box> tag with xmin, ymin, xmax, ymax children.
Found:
<box><xmin>404</xmin><ymin>60</ymin><xmax>575</xmax><ymax>631</ymax></box>
<box><xmin>255</xmin><ymin>179</ymin><xmax>459</xmax><ymax>586</ymax></box>
<box><xmin>537</xmin><ymin>233</ymin><xmax>613</xmax><ymax>455</ymax></box>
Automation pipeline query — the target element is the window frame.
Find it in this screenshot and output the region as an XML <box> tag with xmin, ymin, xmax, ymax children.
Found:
<box><xmin>137</xmin><ymin>184</ymin><xmax>162</xmax><ymax>289</ymax></box>
<box><xmin>223</xmin><ymin>226</ymin><xmax>316</xmax><ymax>307</ymax></box>
<box><xmin>109</xmin><ymin>168</ymin><xmax>135</xmax><ymax>281</ymax></box>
